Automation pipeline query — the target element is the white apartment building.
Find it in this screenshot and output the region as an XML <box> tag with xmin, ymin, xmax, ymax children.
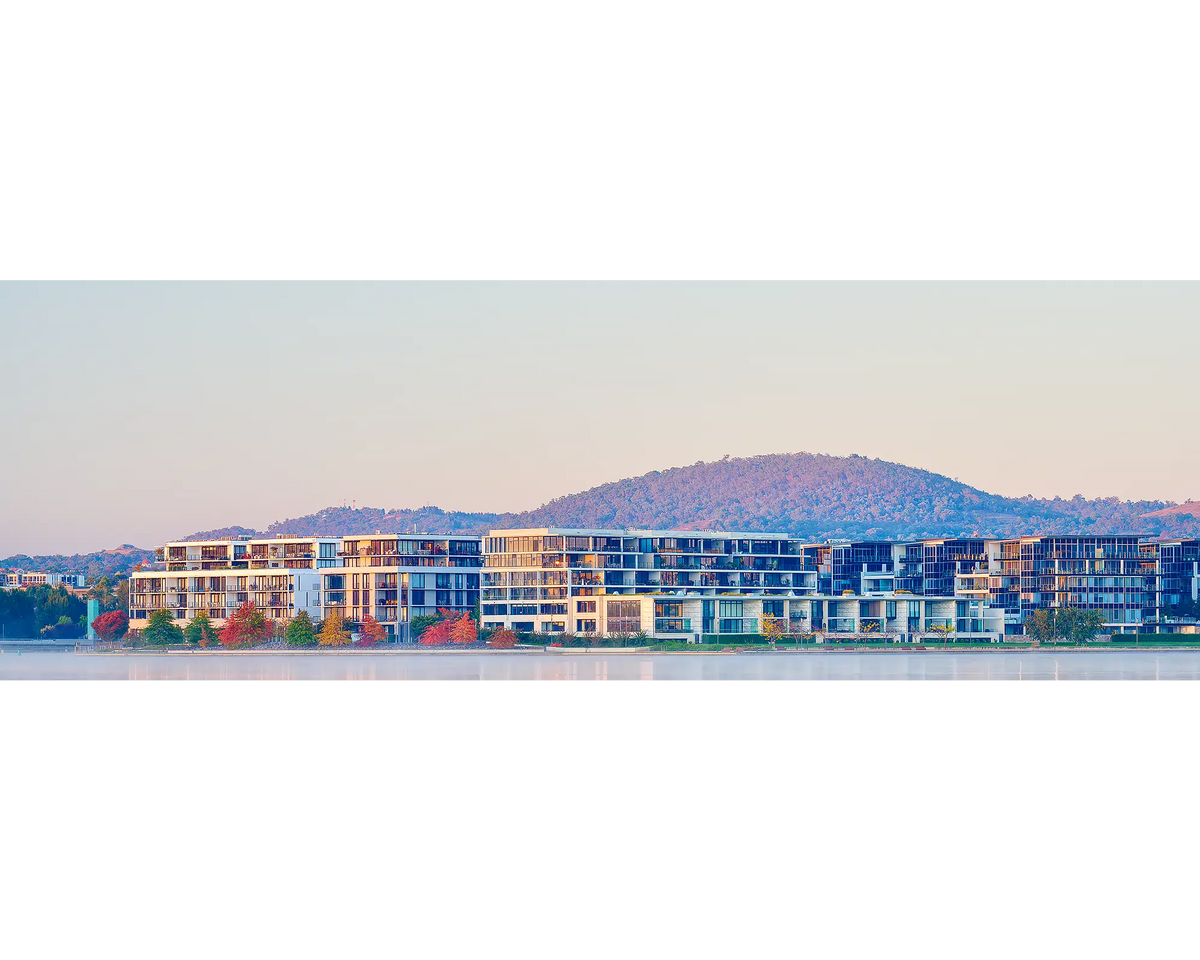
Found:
<box><xmin>160</xmin><ymin>536</ymin><xmax>342</xmax><ymax>571</ymax></box>
<box><xmin>3</xmin><ymin>571</ymin><xmax>87</xmax><ymax>590</ymax></box>
<box><xmin>130</xmin><ymin>535</ymin><xmax>341</xmax><ymax>631</ymax></box>
<box><xmin>129</xmin><ymin>533</ymin><xmax>482</xmax><ymax>640</ymax></box>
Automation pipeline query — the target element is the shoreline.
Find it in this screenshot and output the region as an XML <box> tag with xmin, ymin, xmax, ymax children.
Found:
<box><xmin>57</xmin><ymin>644</ymin><xmax>1200</xmax><ymax>657</ymax></box>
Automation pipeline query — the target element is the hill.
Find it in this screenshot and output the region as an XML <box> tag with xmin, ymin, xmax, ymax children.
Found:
<box><xmin>0</xmin><ymin>544</ymin><xmax>156</xmax><ymax>581</ymax></box>
<box><xmin>1140</xmin><ymin>501</ymin><xmax>1200</xmax><ymax>521</ymax></box>
<box><xmin>188</xmin><ymin>452</ymin><xmax>1200</xmax><ymax>541</ymax></box>
<box><xmin>13</xmin><ymin>453</ymin><xmax>1200</xmax><ymax>578</ymax></box>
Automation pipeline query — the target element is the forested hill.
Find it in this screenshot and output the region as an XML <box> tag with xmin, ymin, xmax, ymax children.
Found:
<box><xmin>507</xmin><ymin>453</ymin><xmax>1189</xmax><ymax>539</ymax></box>
<box><xmin>0</xmin><ymin>545</ymin><xmax>156</xmax><ymax>580</ymax></box>
<box><xmin>194</xmin><ymin>453</ymin><xmax>1199</xmax><ymax>542</ymax></box>
<box><xmin>11</xmin><ymin>453</ymin><xmax>1199</xmax><ymax>577</ymax></box>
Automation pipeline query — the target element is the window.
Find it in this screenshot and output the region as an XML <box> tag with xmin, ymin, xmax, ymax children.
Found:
<box><xmin>607</xmin><ymin>600</ymin><xmax>641</xmax><ymax>633</ymax></box>
<box><xmin>576</xmin><ymin>600</ymin><xmax>596</xmax><ymax>613</ymax></box>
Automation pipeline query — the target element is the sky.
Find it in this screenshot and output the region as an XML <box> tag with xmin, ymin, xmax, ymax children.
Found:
<box><xmin>2</xmin><ymin>282</ymin><xmax>1198</xmax><ymax>556</ymax></box>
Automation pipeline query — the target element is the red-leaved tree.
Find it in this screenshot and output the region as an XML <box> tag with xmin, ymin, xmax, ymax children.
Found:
<box><xmin>92</xmin><ymin>610</ymin><xmax>129</xmax><ymax>642</ymax></box>
<box><xmin>487</xmin><ymin>626</ymin><xmax>517</xmax><ymax>649</ymax></box>
<box><xmin>357</xmin><ymin>615</ymin><xmax>387</xmax><ymax>647</ymax></box>
<box><xmin>449</xmin><ymin>614</ymin><xmax>477</xmax><ymax>645</ymax></box>
<box><xmin>418</xmin><ymin>618</ymin><xmax>454</xmax><ymax>646</ymax></box>
<box><xmin>220</xmin><ymin>602</ymin><xmax>268</xmax><ymax>649</ymax></box>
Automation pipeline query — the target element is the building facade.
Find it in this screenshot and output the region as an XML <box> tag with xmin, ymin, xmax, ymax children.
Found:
<box><xmin>480</xmin><ymin>528</ymin><xmax>1005</xmax><ymax>641</ymax></box>
<box><xmin>320</xmin><ymin>535</ymin><xmax>481</xmax><ymax>638</ymax></box>
<box><xmin>3</xmin><ymin>571</ymin><xmax>87</xmax><ymax>590</ymax></box>
<box><xmin>129</xmin><ymin>536</ymin><xmax>341</xmax><ymax>635</ymax></box>
<box><xmin>124</xmin><ymin>530</ymin><xmax>1200</xmax><ymax>641</ymax></box>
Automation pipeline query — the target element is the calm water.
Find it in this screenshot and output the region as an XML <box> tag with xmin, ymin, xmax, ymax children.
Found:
<box><xmin>2</xmin><ymin>648</ymin><xmax>1199</xmax><ymax>679</ymax></box>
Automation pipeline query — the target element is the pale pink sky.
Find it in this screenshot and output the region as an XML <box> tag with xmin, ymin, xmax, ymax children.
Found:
<box><xmin>2</xmin><ymin>282</ymin><xmax>1197</xmax><ymax>555</ymax></box>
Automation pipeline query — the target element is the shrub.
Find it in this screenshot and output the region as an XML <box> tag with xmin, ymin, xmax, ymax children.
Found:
<box><xmin>488</xmin><ymin>627</ymin><xmax>518</xmax><ymax>649</ymax></box>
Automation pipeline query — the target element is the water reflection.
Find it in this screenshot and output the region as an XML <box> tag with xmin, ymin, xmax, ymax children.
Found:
<box><xmin>2</xmin><ymin>649</ymin><xmax>1200</xmax><ymax>680</ymax></box>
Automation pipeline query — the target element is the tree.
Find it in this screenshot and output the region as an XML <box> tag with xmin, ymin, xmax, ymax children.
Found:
<box><xmin>410</xmin><ymin>613</ymin><xmax>443</xmax><ymax>640</ymax></box>
<box><xmin>220</xmin><ymin>601</ymin><xmax>268</xmax><ymax>649</ymax></box>
<box><xmin>41</xmin><ymin>615</ymin><xmax>81</xmax><ymax>639</ymax></box>
<box><xmin>927</xmin><ymin>621</ymin><xmax>955</xmax><ymax>648</ymax></box>
<box><xmin>286</xmin><ymin>610</ymin><xmax>317</xmax><ymax>647</ymax></box>
<box><xmin>91</xmin><ymin>610</ymin><xmax>129</xmax><ymax>641</ymax></box>
<box><xmin>449</xmin><ymin>614</ymin><xmax>477</xmax><ymax>645</ymax></box>
<box><xmin>760</xmin><ymin>614</ymin><xmax>786</xmax><ymax>645</ymax></box>
<box><xmin>488</xmin><ymin>626</ymin><xmax>518</xmax><ymax>649</ymax></box>
<box><xmin>142</xmin><ymin>609</ymin><xmax>184</xmax><ymax>646</ymax></box>
<box><xmin>318</xmin><ymin>609</ymin><xmax>351</xmax><ymax>647</ymax></box>
<box><xmin>418</xmin><ymin>618</ymin><xmax>454</xmax><ymax>646</ymax></box>
<box><xmin>357</xmin><ymin>615</ymin><xmax>387</xmax><ymax>647</ymax></box>
<box><xmin>1063</xmin><ymin>608</ymin><xmax>1105</xmax><ymax>644</ymax></box>
<box><xmin>184</xmin><ymin>610</ymin><xmax>219</xmax><ymax>647</ymax></box>
<box><xmin>1025</xmin><ymin>609</ymin><xmax>1056</xmax><ymax>643</ymax></box>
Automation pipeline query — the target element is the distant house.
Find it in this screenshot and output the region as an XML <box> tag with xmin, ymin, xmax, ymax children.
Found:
<box><xmin>2</xmin><ymin>570</ymin><xmax>87</xmax><ymax>590</ymax></box>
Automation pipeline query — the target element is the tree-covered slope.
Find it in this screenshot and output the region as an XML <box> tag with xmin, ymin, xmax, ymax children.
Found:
<box><xmin>13</xmin><ymin>452</ymin><xmax>1197</xmax><ymax>578</ymax></box>
<box><xmin>217</xmin><ymin>453</ymin><xmax>1196</xmax><ymax>541</ymax></box>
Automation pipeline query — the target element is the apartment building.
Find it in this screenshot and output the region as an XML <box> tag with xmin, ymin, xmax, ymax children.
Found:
<box><xmin>320</xmin><ymin>535</ymin><xmax>481</xmax><ymax>638</ymax></box>
<box><xmin>131</xmin><ymin>534</ymin><xmax>481</xmax><ymax>638</ymax></box>
<box><xmin>1154</xmin><ymin>540</ymin><xmax>1200</xmax><ymax>613</ymax></box>
<box><xmin>123</xmin><ymin>529</ymin><xmax>1200</xmax><ymax>640</ymax></box>
<box><xmin>3</xmin><ymin>571</ymin><xmax>87</xmax><ymax>590</ymax></box>
<box><xmin>160</xmin><ymin>536</ymin><xmax>343</xmax><ymax>571</ymax></box>
<box><xmin>1011</xmin><ymin>535</ymin><xmax>1153</xmax><ymax>631</ymax></box>
<box><xmin>480</xmin><ymin>528</ymin><xmax>1004</xmax><ymax>641</ymax></box>
<box><xmin>127</xmin><ymin>535</ymin><xmax>340</xmax><ymax>633</ymax></box>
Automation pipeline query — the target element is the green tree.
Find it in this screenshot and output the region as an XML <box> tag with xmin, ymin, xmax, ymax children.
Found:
<box><xmin>286</xmin><ymin>611</ymin><xmax>318</xmax><ymax>647</ymax></box>
<box><xmin>183</xmin><ymin>610</ymin><xmax>219</xmax><ymax>647</ymax></box>
<box><xmin>410</xmin><ymin>613</ymin><xmax>442</xmax><ymax>640</ymax></box>
<box><xmin>142</xmin><ymin>609</ymin><xmax>184</xmax><ymax>646</ymax></box>
<box><xmin>1025</xmin><ymin>609</ymin><xmax>1056</xmax><ymax>643</ymax></box>
<box><xmin>1064</xmin><ymin>609</ymin><xmax>1105</xmax><ymax>644</ymax></box>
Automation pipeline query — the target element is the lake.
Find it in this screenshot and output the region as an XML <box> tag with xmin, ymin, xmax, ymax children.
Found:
<box><xmin>2</xmin><ymin>648</ymin><xmax>1199</xmax><ymax>679</ymax></box>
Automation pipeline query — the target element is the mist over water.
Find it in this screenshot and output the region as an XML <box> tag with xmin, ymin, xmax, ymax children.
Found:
<box><xmin>1</xmin><ymin>650</ymin><xmax>1197</xmax><ymax>680</ymax></box>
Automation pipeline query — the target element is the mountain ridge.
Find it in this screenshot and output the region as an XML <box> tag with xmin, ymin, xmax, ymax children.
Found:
<box><xmin>7</xmin><ymin>453</ymin><xmax>1196</xmax><ymax>576</ymax></box>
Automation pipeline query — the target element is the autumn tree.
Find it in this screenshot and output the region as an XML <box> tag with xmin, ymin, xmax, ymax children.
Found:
<box><xmin>318</xmin><ymin>609</ymin><xmax>351</xmax><ymax>647</ymax></box>
<box><xmin>487</xmin><ymin>626</ymin><xmax>518</xmax><ymax>649</ymax></box>
<box><xmin>449</xmin><ymin>614</ymin><xmax>477</xmax><ymax>645</ymax></box>
<box><xmin>183</xmin><ymin>610</ymin><xmax>219</xmax><ymax>647</ymax></box>
<box><xmin>357</xmin><ymin>615</ymin><xmax>387</xmax><ymax>647</ymax></box>
<box><xmin>286</xmin><ymin>610</ymin><xmax>317</xmax><ymax>647</ymax></box>
<box><xmin>220</xmin><ymin>601</ymin><xmax>268</xmax><ymax>649</ymax></box>
<box><xmin>91</xmin><ymin>610</ymin><xmax>129</xmax><ymax>641</ymax></box>
<box><xmin>418</xmin><ymin>618</ymin><xmax>454</xmax><ymax>646</ymax></box>
<box><xmin>760</xmin><ymin>614</ymin><xmax>785</xmax><ymax>645</ymax></box>
<box><xmin>142</xmin><ymin>609</ymin><xmax>184</xmax><ymax>646</ymax></box>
